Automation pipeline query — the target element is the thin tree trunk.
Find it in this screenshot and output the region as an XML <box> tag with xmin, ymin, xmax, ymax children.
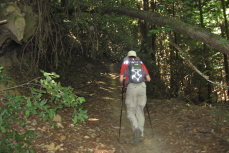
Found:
<box><xmin>138</xmin><ymin>0</ymin><xmax>150</xmax><ymax>54</ymax></box>
<box><xmin>198</xmin><ymin>0</ymin><xmax>212</xmax><ymax>103</ymax></box>
<box><xmin>221</xmin><ymin>0</ymin><xmax>229</xmax><ymax>100</ymax></box>
<box><xmin>150</xmin><ymin>0</ymin><xmax>160</xmax><ymax>97</ymax></box>
<box><xmin>169</xmin><ymin>1</ymin><xmax>179</xmax><ymax>98</ymax></box>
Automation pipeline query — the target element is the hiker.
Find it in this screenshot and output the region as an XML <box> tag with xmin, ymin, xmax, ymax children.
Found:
<box><xmin>119</xmin><ymin>50</ymin><xmax>151</xmax><ymax>144</ymax></box>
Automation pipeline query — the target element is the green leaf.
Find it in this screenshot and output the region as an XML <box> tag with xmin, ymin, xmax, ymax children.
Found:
<box><xmin>31</xmin><ymin>109</ymin><xmax>38</xmax><ymax>115</ymax></box>
<box><xmin>0</xmin><ymin>146</ymin><xmax>10</xmax><ymax>152</ymax></box>
<box><xmin>6</xmin><ymin>132</ymin><xmax>14</xmax><ymax>137</ymax></box>
<box><xmin>40</xmin><ymin>99</ymin><xmax>48</xmax><ymax>105</ymax></box>
<box><xmin>0</xmin><ymin>126</ymin><xmax>6</xmax><ymax>133</ymax></box>
<box><xmin>15</xmin><ymin>131</ymin><xmax>26</xmax><ymax>141</ymax></box>
<box><xmin>16</xmin><ymin>142</ymin><xmax>24</xmax><ymax>149</ymax></box>
<box><xmin>24</xmin><ymin>140</ymin><xmax>32</xmax><ymax>145</ymax></box>
<box><xmin>219</xmin><ymin>38</ymin><xmax>227</xmax><ymax>46</ymax></box>
<box><xmin>0</xmin><ymin>117</ymin><xmax>2</xmax><ymax>126</ymax></box>
<box><xmin>25</xmin><ymin>110</ymin><xmax>31</xmax><ymax>118</ymax></box>
<box><xmin>50</xmin><ymin>122</ymin><xmax>59</xmax><ymax>130</ymax></box>
<box><xmin>1</xmin><ymin>79</ymin><xmax>8</xmax><ymax>85</ymax></box>
<box><xmin>76</xmin><ymin>105</ymin><xmax>83</xmax><ymax>109</ymax></box>
<box><xmin>73</xmin><ymin>116</ymin><xmax>78</xmax><ymax>124</ymax></box>
<box><xmin>77</xmin><ymin>97</ymin><xmax>86</xmax><ymax>103</ymax></box>
<box><xmin>147</xmin><ymin>29</ymin><xmax>159</xmax><ymax>36</ymax></box>
<box><xmin>14</xmin><ymin>96</ymin><xmax>24</xmax><ymax>103</ymax></box>
<box><xmin>5</xmin><ymin>93</ymin><xmax>13</xmax><ymax>99</ymax></box>
<box><xmin>26</xmin><ymin>130</ymin><xmax>37</xmax><ymax>138</ymax></box>
<box><xmin>49</xmin><ymin>109</ymin><xmax>55</xmax><ymax>119</ymax></box>
<box><xmin>3</xmin><ymin>76</ymin><xmax>11</xmax><ymax>80</ymax></box>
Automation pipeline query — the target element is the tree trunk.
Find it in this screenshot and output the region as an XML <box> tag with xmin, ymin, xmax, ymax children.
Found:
<box><xmin>221</xmin><ymin>0</ymin><xmax>229</xmax><ymax>99</ymax></box>
<box><xmin>169</xmin><ymin>1</ymin><xmax>179</xmax><ymax>98</ymax></box>
<box><xmin>198</xmin><ymin>0</ymin><xmax>212</xmax><ymax>103</ymax></box>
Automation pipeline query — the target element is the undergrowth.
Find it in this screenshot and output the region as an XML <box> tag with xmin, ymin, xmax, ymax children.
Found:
<box><xmin>0</xmin><ymin>67</ymin><xmax>88</xmax><ymax>152</ymax></box>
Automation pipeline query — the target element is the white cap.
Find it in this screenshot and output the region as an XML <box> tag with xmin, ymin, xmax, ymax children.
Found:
<box><xmin>127</xmin><ymin>50</ymin><xmax>137</xmax><ymax>57</ymax></box>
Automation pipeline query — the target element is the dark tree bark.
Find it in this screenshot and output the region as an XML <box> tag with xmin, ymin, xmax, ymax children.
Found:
<box><xmin>198</xmin><ymin>0</ymin><xmax>212</xmax><ymax>103</ymax></box>
<box><xmin>95</xmin><ymin>7</ymin><xmax>229</xmax><ymax>55</ymax></box>
<box><xmin>221</xmin><ymin>0</ymin><xmax>229</xmax><ymax>98</ymax></box>
<box><xmin>169</xmin><ymin>1</ymin><xmax>180</xmax><ymax>98</ymax></box>
<box><xmin>138</xmin><ymin>0</ymin><xmax>151</xmax><ymax>54</ymax></box>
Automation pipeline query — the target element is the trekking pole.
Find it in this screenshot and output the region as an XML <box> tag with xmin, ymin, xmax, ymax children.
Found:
<box><xmin>118</xmin><ymin>80</ymin><xmax>125</xmax><ymax>142</ymax></box>
<box><xmin>145</xmin><ymin>103</ymin><xmax>153</xmax><ymax>130</ymax></box>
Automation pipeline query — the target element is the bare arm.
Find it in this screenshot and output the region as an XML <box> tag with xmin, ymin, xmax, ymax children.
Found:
<box><xmin>119</xmin><ymin>75</ymin><xmax>124</xmax><ymax>85</ymax></box>
<box><xmin>145</xmin><ymin>74</ymin><xmax>151</xmax><ymax>82</ymax></box>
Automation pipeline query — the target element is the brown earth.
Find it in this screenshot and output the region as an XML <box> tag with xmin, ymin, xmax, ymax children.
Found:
<box><xmin>2</xmin><ymin>62</ymin><xmax>229</xmax><ymax>153</ymax></box>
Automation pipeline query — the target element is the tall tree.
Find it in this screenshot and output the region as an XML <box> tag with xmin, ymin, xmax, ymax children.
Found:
<box><xmin>169</xmin><ymin>1</ymin><xmax>181</xmax><ymax>98</ymax></box>
<box><xmin>197</xmin><ymin>0</ymin><xmax>213</xmax><ymax>103</ymax></box>
<box><xmin>221</xmin><ymin>0</ymin><xmax>229</xmax><ymax>98</ymax></box>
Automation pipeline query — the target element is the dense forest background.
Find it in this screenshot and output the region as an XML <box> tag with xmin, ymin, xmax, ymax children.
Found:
<box><xmin>1</xmin><ymin>0</ymin><xmax>229</xmax><ymax>152</ymax></box>
<box><xmin>1</xmin><ymin>0</ymin><xmax>229</xmax><ymax>104</ymax></box>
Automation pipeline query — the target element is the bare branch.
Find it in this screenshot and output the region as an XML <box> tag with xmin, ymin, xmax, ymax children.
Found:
<box><xmin>167</xmin><ymin>32</ymin><xmax>229</xmax><ymax>88</ymax></box>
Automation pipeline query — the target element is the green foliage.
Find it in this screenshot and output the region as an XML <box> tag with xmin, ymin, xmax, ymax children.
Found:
<box><xmin>0</xmin><ymin>69</ymin><xmax>88</xmax><ymax>152</ymax></box>
<box><xmin>147</xmin><ymin>25</ymin><xmax>171</xmax><ymax>36</ymax></box>
<box><xmin>0</xmin><ymin>95</ymin><xmax>36</xmax><ymax>153</ymax></box>
<box><xmin>219</xmin><ymin>38</ymin><xmax>227</xmax><ymax>46</ymax></box>
<box><xmin>0</xmin><ymin>67</ymin><xmax>11</xmax><ymax>85</ymax></box>
<box><xmin>53</xmin><ymin>0</ymin><xmax>141</xmax><ymax>61</ymax></box>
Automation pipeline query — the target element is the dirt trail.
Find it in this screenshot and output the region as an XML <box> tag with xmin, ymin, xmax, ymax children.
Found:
<box><xmin>105</xmin><ymin>63</ymin><xmax>229</xmax><ymax>153</ymax></box>
<box><xmin>107</xmin><ymin>63</ymin><xmax>166</xmax><ymax>153</ymax></box>
<box><xmin>23</xmin><ymin>62</ymin><xmax>229</xmax><ymax>152</ymax></box>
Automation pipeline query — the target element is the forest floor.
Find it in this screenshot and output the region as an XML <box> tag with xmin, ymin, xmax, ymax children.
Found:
<box><xmin>3</xmin><ymin>62</ymin><xmax>229</xmax><ymax>153</ymax></box>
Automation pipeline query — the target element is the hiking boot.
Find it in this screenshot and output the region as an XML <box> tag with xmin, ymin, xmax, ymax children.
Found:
<box><xmin>139</xmin><ymin>136</ymin><xmax>144</xmax><ymax>143</ymax></box>
<box><xmin>133</xmin><ymin>129</ymin><xmax>142</xmax><ymax>144</ymax></box>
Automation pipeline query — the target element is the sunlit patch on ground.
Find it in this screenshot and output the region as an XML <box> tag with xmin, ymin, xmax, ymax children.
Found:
<box><xmin>88</xmin><ymin>118</ymin><xmax>100</xmax><ymax>121</ymax></box>
<box><xmin>101</xmin><ymin>96</ymin><xmax>114</xmax><ymax>100</ymax></box>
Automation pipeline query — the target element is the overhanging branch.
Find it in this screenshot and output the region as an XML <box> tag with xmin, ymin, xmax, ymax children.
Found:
<box><xmin>94</xmin><ymin>7</ymin><xmax>229</xmax><ymax>55</ymax></box>
<box><xmin>167</xmin><ymin>32</ymin><xmax>229</xmax><ymax>88</ymax></box>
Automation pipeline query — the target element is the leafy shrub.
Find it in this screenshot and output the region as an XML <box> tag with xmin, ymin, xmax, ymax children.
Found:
<box><xmin>0</xmin><ymin>67</ymin><xmax>88</xmax><ymax>152</ymax></box>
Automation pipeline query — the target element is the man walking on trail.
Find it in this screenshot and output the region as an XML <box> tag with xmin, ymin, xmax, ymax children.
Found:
<box><xmin>119</xmin><ymin>50</ymin><xmax>151</xmax><ymax>144</ymax></box>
